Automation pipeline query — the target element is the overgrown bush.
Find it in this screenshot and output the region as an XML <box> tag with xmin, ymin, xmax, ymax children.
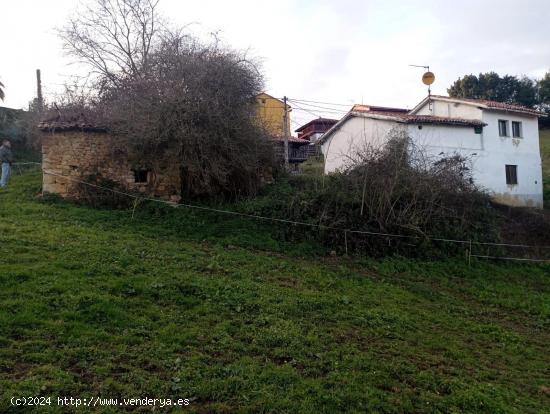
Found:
<box><xmin>238</xmin><ymin>134</ymin><xmax>500</xmax><ymax>256</ymax></box>
<box><xmin>75</xmin><ymin>174</ymin><xmax>136</xmax><ymax>210</ymax></box>
<box><xmin>58</xmin><ymin>0</ymin><xmax>276</xmax><ymax>201</ymax></box>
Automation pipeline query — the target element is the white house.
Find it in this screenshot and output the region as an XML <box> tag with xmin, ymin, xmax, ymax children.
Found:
<box><xmin>320</xmin><ymin>96</ymin><xmax>545</xmax><ymax>208</ymax></box>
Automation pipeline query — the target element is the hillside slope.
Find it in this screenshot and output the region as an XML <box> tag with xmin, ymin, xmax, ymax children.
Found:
<box><xmin>0</xmin><ymin>173</ymin><xmax>549</xmax><ymax>413</ymax></box>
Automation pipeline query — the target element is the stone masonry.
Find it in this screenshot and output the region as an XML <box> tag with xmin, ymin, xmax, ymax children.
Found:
<box><xmin>41</xmin><ymin>130</ymin><xmax>182</xmax><ymax>202</ymax></box>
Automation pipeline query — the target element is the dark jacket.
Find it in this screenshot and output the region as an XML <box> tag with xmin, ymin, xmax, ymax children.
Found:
<box><xmin>0</xmin><ymin>145</ymin><xmax>13</xmax><ymax>164</ymax></box>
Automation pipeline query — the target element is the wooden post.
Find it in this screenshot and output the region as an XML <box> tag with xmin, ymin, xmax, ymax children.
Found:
<box><xmin>344</xmin><ymin>230</ymin><xmax>348</xmax><ymax>256</ymax></box>
<box><xmin>36</xmin><ymin>69</ymin><xmax>43</xmax><ymax>112</ymax></box>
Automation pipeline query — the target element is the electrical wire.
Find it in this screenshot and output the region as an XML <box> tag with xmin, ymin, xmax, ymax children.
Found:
<box><xmin>284</xmin><ymin>98</ymin><xmax>353</xmax><ymax>107</ymax></box>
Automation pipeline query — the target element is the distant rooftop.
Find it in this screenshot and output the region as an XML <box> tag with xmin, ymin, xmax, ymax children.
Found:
<box><xmin>270</xmin><ymin>135</ymin><xmax>310</xmax><ymax>145</ymax></box>
<box><xmin>351</xmin><ymin>105</ymin><xmax>409</xmax><ymax>114</ymax></box>
<box><xmin>294</xmin><ymin>117</ymin><xmax>338</xmax><ymax>132</ymax></box>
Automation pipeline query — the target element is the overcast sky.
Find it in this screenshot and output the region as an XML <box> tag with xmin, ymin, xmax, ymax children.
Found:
<box><xmin>1</xmin><ymin>0</ymin><xmax>549</xmax><ymax>129</ymax></box>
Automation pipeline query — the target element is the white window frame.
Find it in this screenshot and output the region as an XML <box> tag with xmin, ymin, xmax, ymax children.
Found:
<box><xmin>512</xmin><ymin>121</ymin><xmax>522</xmax><ymax>138</ymax></box>
<box><xmin>498</xmin><ymin>119</ymin><xmax>509</xmax><ymax>137</ymax></box>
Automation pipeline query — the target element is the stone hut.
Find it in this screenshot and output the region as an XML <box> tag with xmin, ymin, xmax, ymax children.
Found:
<box><xmin>39</xmin><ymin>115</ymin><xmax>182</xmax><ymax>202</ymax></box>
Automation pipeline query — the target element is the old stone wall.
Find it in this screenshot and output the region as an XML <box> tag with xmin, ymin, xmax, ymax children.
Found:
<box><xmin>41</xmin><ymin>131</ymin><xmax>181</xmax><ymax>202</ymax></box>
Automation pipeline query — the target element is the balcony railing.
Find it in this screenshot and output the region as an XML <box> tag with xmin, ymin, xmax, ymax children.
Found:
<box><xmin>289</xmin><ymin>147</ymin><xmax>308</xmax><ymax>162</ymax></box>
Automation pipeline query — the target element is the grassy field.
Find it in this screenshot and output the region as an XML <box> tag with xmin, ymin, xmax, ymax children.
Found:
<box><xmin>1</xmin><ymin>172</ymin><xmax>550</xmax><ymax>413</ymax></box>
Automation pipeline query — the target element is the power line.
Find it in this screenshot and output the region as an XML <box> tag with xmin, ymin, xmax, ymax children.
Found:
<box><xmin>287</xmin><ymin>99</ymin><xmax>349</xmax><ymax>114</ymax></box>
<box><xmin>288</xmin><ymin>102</ymin><xmax>329</xmax><ymax>119</ymax></box>
<box><xmin>285</xmin><ymin>97</ymin><xmax>353</xmax><ymax>107</ymax></box>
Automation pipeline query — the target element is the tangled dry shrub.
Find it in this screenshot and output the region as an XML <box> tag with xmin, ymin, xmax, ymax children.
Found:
<box><xmin>241</xmin><ymin>132</ymin><xmax>499</xmax><ymax>256</ymax></box>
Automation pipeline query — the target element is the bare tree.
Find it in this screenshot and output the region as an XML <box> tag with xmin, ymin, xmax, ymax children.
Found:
<box><xmin>58</xmin><ymin>1</ymin><xmax>275</xmax><ymax>199</ymax></box>
<box><xmin>0</xmin><ymin>81</ymin><xmax>5</xmax><ymax>101</ymax></box>
<box><xmin>101</xmin><ymin>32</ymin><xmax>273</xmax><ymax>198</ymax></box>
<box><xmin>58</xmin><ymin>0</ymin><xmax>161</xmax><ymax>87</ymax></box>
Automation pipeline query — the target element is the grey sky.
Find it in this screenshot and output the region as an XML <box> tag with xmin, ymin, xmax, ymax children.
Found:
<box><xmin>1</xmin><ymin>0</ymin><xmax>549</xmax><ymax>129</ymax></box>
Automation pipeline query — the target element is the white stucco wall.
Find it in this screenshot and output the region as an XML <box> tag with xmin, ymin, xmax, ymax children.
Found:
<box><xmin>321</xmin><ymin>111</ymin><xmax>543</xmax><ymax>208</ymax></box>
<box><xmin>322</xmin><ymin>116</ymin><xmax>399</xmax><ymax>173</ymax></box>
<box><xmin>415</xmin><ymin>100</ymin><xmax>482</xmax><ymax>119</ymax></box>
<box><xmin>478</xmin><ymin>111</ymin><xmax>542</xmax><ymax>207</ymax></box>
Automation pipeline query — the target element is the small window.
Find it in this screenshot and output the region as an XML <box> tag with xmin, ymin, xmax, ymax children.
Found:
<box><xmin>505</xmin><ymin>165</ymin><xmax>517</xmax><ymax>185</ymax></box>
<box><xmin>261</xmin><ymin>99</ymin><xmax>266</xmax><ymax>104</ymax></box>
<box><xmin>498</xmin><ymin>120</ymin><xmax>509</xmax><ymax>137</ymax></box>
<box><xmin>474</xmin><ymin>125</ymin><xmax>483</xmax><ymax>134</ymax></box>
<box><xmin>133</xmin><ymin>169</ymin><xmax>149</xmax><ymax>183</ymax></box>
<box><xmin>512</xmin><ymin>121</ymin><xmax>522</xmax><ymax>138</ymax></box>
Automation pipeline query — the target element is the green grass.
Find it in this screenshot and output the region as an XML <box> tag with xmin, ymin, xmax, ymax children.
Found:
<box><xmin>540</xmin><ymin>129</ymin><xmax>550</xmax><ymax>208</ymax></box>
<box><xmin>1</xmin><ymin>172</ymin><xmax>550</xmax><ymax>413</ymax></box>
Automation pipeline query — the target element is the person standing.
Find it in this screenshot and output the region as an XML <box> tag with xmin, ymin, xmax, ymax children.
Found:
<box><xmin>0</xmin><ymin>139</ymin><xmax>13</xmax><ymax>188</ymax></box>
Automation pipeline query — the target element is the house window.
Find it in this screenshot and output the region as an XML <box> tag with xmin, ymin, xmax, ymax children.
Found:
<box><xmin>498</xmin><ymin>120</ymin><xmax>509</xmax><ymax>137</ymax></box>
<box><xmin>474</xmin><ymin>125</ymin><xmax>483</xmax><ymax>134</ymax></box>
<box><xmin>512</xmin><ymin>121</ymin><xmax>522</xmax><ymax>138</ymax></box>
<box><xmin>133</xmin><ymin>169</ymin><xmax>149</xmax><ymax>183</ymax></box>
<box><xmin>505</xmin><ymin>165</ymin><xmax>518</xmax><ymax>185</ymax></box>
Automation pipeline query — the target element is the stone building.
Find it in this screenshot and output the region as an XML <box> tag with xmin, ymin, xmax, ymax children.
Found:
<box><xmin>39</xmin><ymin>116</ymin><xmax>182</xmax><ymax>202</ymax></box>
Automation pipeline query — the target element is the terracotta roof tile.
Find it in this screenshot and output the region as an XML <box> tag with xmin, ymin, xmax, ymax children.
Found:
<box><xmin>270</xmin><ymin>135</ymin><xmax>310</xmax><ymax>145</ymax></box>
<box><xmin>352</xmin><ymin>109</ymin><xmax>486</xmax><ymax>127</ymax></box>
<box><xmin>294</xmin><ymin>117</ymin><xmax>338</xmax><ymax>132</ymax></box>
<box><xmin>430</xmin><ymin>95</ymin><xmax>544</xmax><ymax>116</ymax></box>
<box><xmin>351</xmin><ymin>104</ymin><xmax>409</xmax><ymax>113</ymax></box>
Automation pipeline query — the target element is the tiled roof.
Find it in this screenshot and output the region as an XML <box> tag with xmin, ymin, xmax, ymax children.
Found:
<box><xmin>38</xmin><ymin>114</ymin><xmax>107</xmax><ymax>132</ymax></box>
<box><xmin>294</xmin><ymin>117</ymin><xmax>338</xmax><ymax>132</ymax></box>
<box><xmin>401</xmin><ymin>114</ymin><xmax>485</xmax><ymax>127</ymax></box>
<box><xmin>270</xmin><ymin>135</ymin><xmax>310</xmax><ymax>145</ymax></box>
<box><xmin>429</xmin><ymin>95</ymin><xmax>544</xmax><ymax>116</ymax></box>
<box><xmin>351</xmin><ymin>104</ymin><xmax>409</xmax><ymax>113</ymax></box>
<box><xmin>353</xmin><ymin>109</ymin><xmax>486</xmax><ymax>127</ymax></box>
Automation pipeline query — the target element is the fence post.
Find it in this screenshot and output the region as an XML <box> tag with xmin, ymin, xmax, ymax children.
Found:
<box><xmin>131</xmin><ymin>198</ymin><xmax>140</xmax><ymax>220</ymax></box>
<box><xmin>344</xmin><ymin>230</ymin><xmax>348</xmax><ymax>256</ymax></box>
<box><xmin>468</xmin><ymin>240</ymin><xmax>472</xmax><ymax>266</ymax></box>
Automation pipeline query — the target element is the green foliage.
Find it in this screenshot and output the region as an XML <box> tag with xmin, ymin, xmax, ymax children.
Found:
<box><xmin>448</xmin><ymin>72</ymin><xmax>538</xmax><ymax>108</ymax></box>
<box><xmin>539</xmin><ymin>72</ymin><xmax>550</xmax><ymax>106</ymax></box>
<box><xmin>0</xmin><ymin>107</ymin><xmax>26</xmax><ymax>145</ymax></box>
<box><xmin>1</xmin><ymin>172</ymin><xmax>550</xmax><ymax>413</ymax></box>
<box><xmin>74</xmin><ymin>174</ymin><xmax>136</xmax><ymax>210</ymax></box>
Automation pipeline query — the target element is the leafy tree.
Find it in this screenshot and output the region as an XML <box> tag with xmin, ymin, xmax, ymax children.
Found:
<box><xmin>538</xmin><ymin>71</ymin><xmax>550</xmax><ymax>127</ymax></box>
<box><xmin>448</xmin><ymin>72</ymin><xmax>538</xmax><ymax>108</ymax></box>
<box><xmin>539</xmin><ymin>72</ymin><xmax>550</xmax><ymax>108</ymax></box>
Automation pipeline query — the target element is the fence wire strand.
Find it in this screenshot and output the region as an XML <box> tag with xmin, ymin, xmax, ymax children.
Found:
<box><xmin>12</xmin><ymin>164</ymin><xmax>550</xmax><ymax>264</ymax></box>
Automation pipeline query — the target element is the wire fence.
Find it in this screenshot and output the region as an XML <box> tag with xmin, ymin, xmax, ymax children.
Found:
<box><xmin>11</xmin><ymin>162</ymin><xmax>550</xmax><ymax>265</ymax></box>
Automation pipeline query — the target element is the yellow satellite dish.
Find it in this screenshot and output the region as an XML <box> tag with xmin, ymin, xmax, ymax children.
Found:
<box><xmin>422</xmin><ymin>71</ymin><xmax>435</xmax><ymax>85</ymax></box>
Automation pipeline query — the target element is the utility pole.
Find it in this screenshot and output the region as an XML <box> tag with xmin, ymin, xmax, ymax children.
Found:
<box><xmin>283</xmin><ymin>95</ymin><xmax>289</xmax><ymax>168</ymax></box>
<box><xmin>36</xmin><ymin>69</ymin><xmax>44</xmax><ymax>112</ymax></box>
